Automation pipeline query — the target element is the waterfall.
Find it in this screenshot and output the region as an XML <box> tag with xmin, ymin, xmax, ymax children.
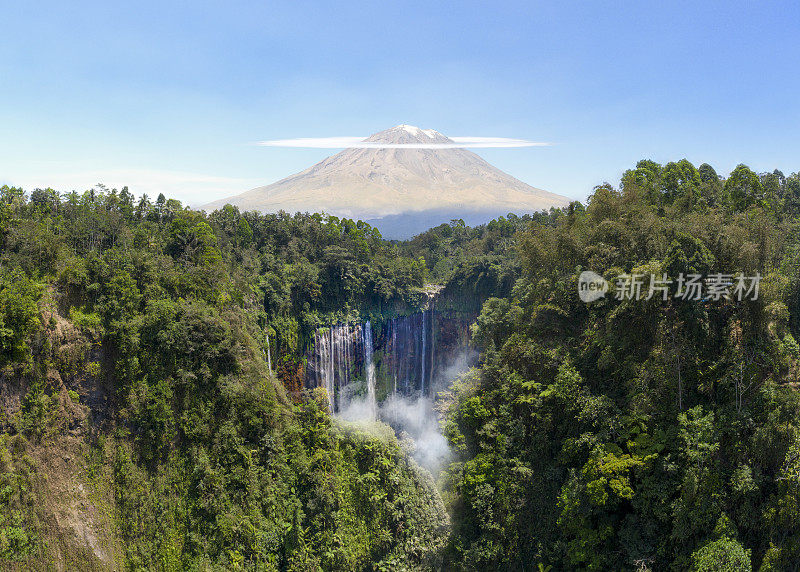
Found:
<box><xmin>421</xmin><ymin>310</ymin><xmax>428</xmax><ymax>395</ymax></box>
<box><xmin>301</xmin><ymin>293</ymin><xmax>472</xmax><ymax>474</ymax></box>
<box><xmin>404</xmin><ymin>318</ymin><xmax>411</xmax><ymax>392</ymax></box>
<box><xmin>327</xmin><ymin>327</ymin><xmax>334</xmax><ymax>409</ymax></box>
<box><xmin>364</xmin><ymin>321</ymin><xmax>376</xmax><ymax>420</ymax></box>
<box><xmin>305</xmin><ymin>296</ymin><xmax>472</xmax><ymax>415</ymax></box>
<box><xmin>389</xmin><ymin>318</ymin><xmax>396</xmax><ymax>391</ymax></box>
<box><xmin>429</xmin><ymin>305</ymin><xmax>436</xmax><ymax>391</ymax></box>
<box><xmin>336</xmin><ymin>325</ymin><xmax>344</xmax><ymax>394</ymax></box>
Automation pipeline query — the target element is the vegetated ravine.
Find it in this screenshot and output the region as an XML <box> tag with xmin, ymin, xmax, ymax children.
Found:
<box><xmin>0</xmin><ymin>187</ymin><xmax>520</xmax><ymax>570</ymax></box>
<box><xmin>11</xmin><ymin>158</ymin><xmax>797</xmax><ymax>570</ymax></box>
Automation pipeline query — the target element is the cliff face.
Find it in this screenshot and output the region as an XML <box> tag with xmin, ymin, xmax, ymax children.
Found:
<box><xmin>1</xmin><ymin>291</ymin><xmax>122</xmax><ymax>570</ymax></box>
<box><xmin>305</xmin><ymin>309</ymin><xmax>474</xmax><ymax>407</ymax></box>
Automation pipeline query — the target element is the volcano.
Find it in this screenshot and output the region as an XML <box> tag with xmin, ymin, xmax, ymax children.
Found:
<box><xmin>203</xmin><ymin>125</ymin><xmax>570</xmax><ymax>238</ymax></box>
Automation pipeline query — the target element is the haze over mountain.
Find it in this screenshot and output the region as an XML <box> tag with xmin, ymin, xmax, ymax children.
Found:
<box><xmin>203</xmin><ymin>125</ymin><xmax>570</xmax><ymax>238</ymax></box>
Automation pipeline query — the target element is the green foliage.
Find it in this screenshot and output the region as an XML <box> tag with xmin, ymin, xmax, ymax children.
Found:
<box><xmin>69</xmin><ymin>307</ymin><xmax>103</xmax><ymax>334</ymax></box>
<box><xmin>725</xmin><ymin>164</ymin><xmax>763</xmax><ymax>212</ymax></box>
<box><xmin>0</xmin><ymin>270</ymin><xmax>41</xmax><ymax>364</ymax></box>
<box><xmin>5</xmin><ymin>160</ymin><xmax>800</xmax><ymax>569</ymax></box>
<box><xmin>0</xmin><ymin>435</ymin><xmax>40</xmax><ymax>562</ymax></box>
<box><xmin>691</xmin><ymin>537</ymin><xmax>751</xmax><ymax>571</ymax></box>
<box><xmin>0</xmin><ymin>185</ymin><xmax>467</xmax><ymax>569</ymax></box>
<box><xmin>442</xmin><ymin>158</ymin><xmax>800</xmax><ymax>569</ymax></box>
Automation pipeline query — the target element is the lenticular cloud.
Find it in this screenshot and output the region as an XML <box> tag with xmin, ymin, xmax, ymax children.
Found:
<box><xmin>256</xmin><ymin>136</ymin><xmax>550</xmax><ymax>149</ymax></box>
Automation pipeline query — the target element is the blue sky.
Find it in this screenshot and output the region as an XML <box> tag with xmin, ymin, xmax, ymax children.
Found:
<box><xmin>2</xmin><ymin>1</ymin><xmax>799</xmax><ymax>206</ymax></box>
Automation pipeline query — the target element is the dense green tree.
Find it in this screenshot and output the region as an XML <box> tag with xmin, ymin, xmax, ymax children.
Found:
<box><xmin>442</xmin><ymin>159</ymin><xmax>800</xmax><ymax>569</ymax></box>
<box><xmin>725</xmin><ymin>164</ymin><xmax>763</xmax><ymax>212</ymax></box>
<box><xmin>5</xmin><ymin>159</ymin><xmax>800</xmax><ymax>569</ymax></box>
<box><xmin>0</xmin><ymin>270</ymin><xmax>41</xmax><ymax>364</ymax></box>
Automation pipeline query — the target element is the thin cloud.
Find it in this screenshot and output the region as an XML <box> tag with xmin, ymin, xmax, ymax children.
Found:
<box><xmin>256</xmin><ymin>136</ymin><xmax>552</xmax><ymax>149</ymax></box>
<box><xmin>9</xmin><ymin>169</ymin><xmax>261</xmax><ymax>207</ymax></box>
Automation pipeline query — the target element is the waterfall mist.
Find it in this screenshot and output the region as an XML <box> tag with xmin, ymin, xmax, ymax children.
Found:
<box><xmin>334</xmin><ymin>348</ymin><xmax>475</xmax><ymax>473</ymax></box>
<box><xmin>382</xmin><ymin>394</ymin><xmax>449</xmax><ymax>472</ymax></box>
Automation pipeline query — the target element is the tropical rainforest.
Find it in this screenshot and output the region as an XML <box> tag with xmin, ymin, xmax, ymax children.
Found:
<box><xmin>2</xmin><ymin>159</ymin><xmax>800</xmax><ymax>570</ymax></box>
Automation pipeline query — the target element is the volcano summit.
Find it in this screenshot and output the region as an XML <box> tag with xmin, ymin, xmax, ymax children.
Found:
<box><xmin>203</xmin><ymin>125</ymin><xmax>570</xmax><ymax>238</ymax></box>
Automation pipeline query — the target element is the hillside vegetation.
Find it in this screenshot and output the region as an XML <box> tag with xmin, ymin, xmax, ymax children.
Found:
<box><xmin>3</xmin><ymin>159</ymin><xmax>800</xmax><ymax>570</ymax></box>
<box><xmin>0</xmin><ymin>190</ymin><xmax>456</xmax><ymax>570</ymax></box>
<box><xmin>442</xmin><ymin>161</ymin><xmax>800</xmax><ymax>570</ymax></box>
